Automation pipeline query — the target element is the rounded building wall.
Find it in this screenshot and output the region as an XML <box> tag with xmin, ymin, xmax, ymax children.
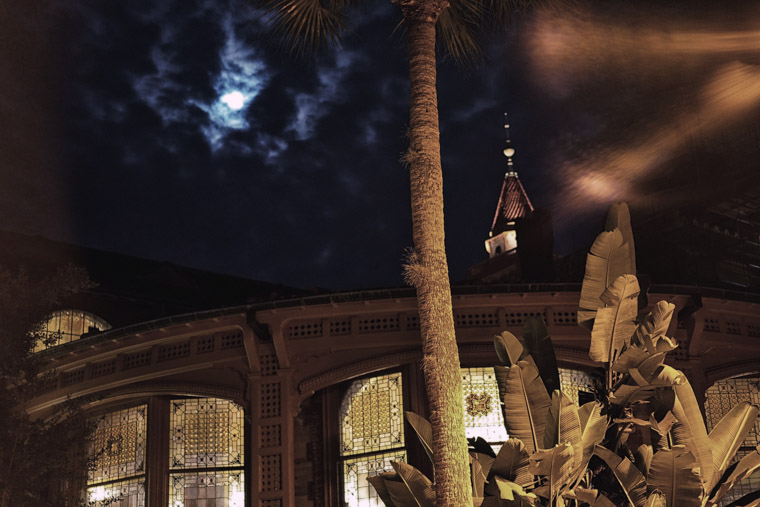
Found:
<box><xmin>27</xmin><ymin>287</ymin><xmax>760</xmax><ymax>506</ymax></box>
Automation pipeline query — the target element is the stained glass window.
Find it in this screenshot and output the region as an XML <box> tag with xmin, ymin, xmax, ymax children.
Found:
<box><xmin>461</xmin><ymin>367</ymin><xmax>508</xmax><ymax>450</ymax></box>
<box><xmin>35</xmin><ymin>309</ymin><xmax>111</xmax><ymax>352</ymax></box>
<box><xmin>340</xmin><ymin>372</ymin><xmax>405</xmax><ymax>506</ymax></box>
<box><xmin>705</xmin><ymin>376</ymin><xmax>760</xmax><ymax>505</ymax></box>
<box><xmin>558</xmin><ymin>367</ymin><xmax>597</xmax><ymax>406</ymax></box>
<box><xmin>87</xmin><ymin>405</ymin><xmax>147</xmax><ymax>507</ymax></box>
<box><xmin>169</xmin><ymin>398</ymin><xmax>245</xmax><ymax>507</ymax></box>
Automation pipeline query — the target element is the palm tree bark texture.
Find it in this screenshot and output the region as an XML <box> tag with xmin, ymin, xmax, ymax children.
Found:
<box><xmin>396</xmin><ymin>0</ymin><xmax>473</xmax><ymax>503</ymax></box>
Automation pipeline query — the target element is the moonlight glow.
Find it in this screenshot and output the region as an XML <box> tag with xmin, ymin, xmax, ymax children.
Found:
<box><xmin>221</xmin><ymin>91</ymin><xmax>246</xmax><ymax>110</ymax></box>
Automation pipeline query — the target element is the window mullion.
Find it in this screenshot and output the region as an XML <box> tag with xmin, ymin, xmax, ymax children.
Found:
<box><xmin>147</xmin><ymin>396</ymin><xmax>170</xmax><ymax>507</ymax></box>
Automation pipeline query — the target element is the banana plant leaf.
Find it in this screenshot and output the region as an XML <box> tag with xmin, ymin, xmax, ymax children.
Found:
<box><xmin>494</xmin><ymin>361</ymin><xmax>552</xmax><ymax>454</ymax></box>
<box><xmin>482</xmin><ymin>477</ymin><xmax>539</xmax><ymax>506</ymax></box>
<box><xmin>367</xmin><ymin>472</ymin><xmax>398</xmax><ymax>507</ymax></box>
<box><xmin>472</xmin><ymin>453</ymin><xmax>488</xmax><ymax>498</ymax></box>
<box><xmin>725</xmin><ymin>489</ymin><xmax>760</xmax><ymax>507</ymax></box>
<box><xmin>572</xmin><ymin>402</ymin><xmax>608</xmax><ymax>486</ymax></box>
<box><xmin>605</xmin><ymin>201</ymin><xmax>636</xmax><ymax>274</ymax></box>
<box><xmin>706</xmin><ymin>445</ymin><xmax>760</xmax><ymax>507</ymax></box>
<box><xmin>645</xmin><ymin>490</ymin><xmax>667</xmax><ymax>507</ymax></box>
<box><xmin>578</xmin><ymin>228</ymin><xmax>631</xmax><ymax>330</ymax></box>
<box><xmin>634</xmin><ymin>444</ymin><xmax>654</xmax><ymax>479</ymax></box>
<box><xmin>707</xmin><ymin>402</ymin><xmax>759</xmax><ymax>492</ymax></box>
<box><xmin>389</xmin><ymin>461</ymin><xmax>436</xmax><ymax>507</ymax></box>
<box><xmin>631</xmin><ymin>301</ymin><xmax>674</xmax><ymax>350</ymax></box>
<box><xmin>589</xmin><ymin>274</ymin><xmax>640</xmax><ymax>365</ymax></box>
<box><xmin>486</xmin><ymin>438</ymin><xmax>533</xmax><ymax>492</ymax></box>
<box><xmin>495</xmin><ymin>331</ymin><xmax>526</xmax><ymax>367</ymax></box>
<box><xmin>543</xmin><ymin>391</ymin><xmax>582</xmax><ymax>469</ymax></box>
<box><xmin>529</xmin><ymin>443</ymin><xmax>575</xmax><ymax>501</ymax></box>
<box><xmin>594</xmin><ymin>445</ymin><xmax>648</xmax><ymax>507</ymax></box>
<box><xmin>520</xmin><ymin>316</ymin><xmax>561</xmax><ymax>396</ymax></box>
<box><xmin>654</xmin><ymin>365</ymin><xmax>714</xmax><ymax>491</ymax></box>
<box><xmin>405</xmin><ymin>411</ymin><xmax>434</xmax><ymax>466</ymax></box>
<box><xmin>647</xmin><ymin>446</ymin><xmax>703</xmax><ymax>507</ymax></box>
<box><xmin>469</xmin><ymin>436</ymin><xmax>497</xmax><ymax>458</ymax></box>
<box><xmin>564</xmin><ymin>487</ymin><xmax>617</xmax><ymax>507</ymax></box>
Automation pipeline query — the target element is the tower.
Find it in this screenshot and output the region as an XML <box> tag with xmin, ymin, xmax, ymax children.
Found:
<box><xmin>485</xmin><ymin>113</ymin><xmax>534</xmax><ymax>258</ymax></box>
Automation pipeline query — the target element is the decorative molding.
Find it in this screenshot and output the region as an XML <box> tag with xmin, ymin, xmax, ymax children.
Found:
<box><xmin>90</xmin><ymin>381</ymin><xmax>246</xmax><ymax>406</ymax></box>
<box><xmin>298</xmin><ymin>349</ymin><xmax>422</xmax><ymax>394</ymax></box>
<box><xmin>706</xmin><ymin>361</ymin><xmax>760</xmax><ymax>387</ymax></box>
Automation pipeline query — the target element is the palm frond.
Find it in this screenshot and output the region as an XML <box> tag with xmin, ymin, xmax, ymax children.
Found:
<box><xmin>436</xmin><ymin>5</ymin><xmax>481</xmax><ymax>65</ymax></box>
<box><xmin>258</xmin><ymin>0</ymin><xmax>344</xmax><ymax>54</ymax></box>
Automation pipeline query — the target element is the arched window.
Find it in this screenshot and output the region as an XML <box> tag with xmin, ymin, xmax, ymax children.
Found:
<box><xmin>705</xmin><ymin>376</ymin><xmax>760</xmax><ymax>504</ymax></box>
<box><xmin>169</xmin><ymin>398</ymin><xmax>245</xmax><ymax>507</ymax></box>
<box><xmin>86</xmin><ymin>397</ymin><xmax>245</xmax><ymax>507</ymax></box>
<box><xmin>35</xmin><ymin>309</ymin><xmax>111</xmax><ymax>352</ymax></box>
<box><xmin>340</xmin><ymin>372</ymin><xmax>405</xmax><ymax>506</ymax></box>
<box><xmin>461</xmin><ymin>367</ymin><xmax>597</xmax><ymax>453</ymax></box>
<box><xmin>461</xmin><ymin>367</ymin><xmax>508</xmax><ymax>452</ymax></box>
<box><xmin>87</xmin><ymin>404</ymin><xmax>148</xmax><ymax>506</ymax></box>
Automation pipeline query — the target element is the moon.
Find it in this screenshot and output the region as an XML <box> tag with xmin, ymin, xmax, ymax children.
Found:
<box><xmin>221</xmin><ymin>91</ymin><xmax>246</xmax><ymax>111</ymax></box>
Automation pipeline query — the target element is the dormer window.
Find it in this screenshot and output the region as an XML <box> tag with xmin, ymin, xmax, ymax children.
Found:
<box><xmin>34</xmin><ymin>309</ymin><xmax>111</xmax><ymax>352</ymax></box>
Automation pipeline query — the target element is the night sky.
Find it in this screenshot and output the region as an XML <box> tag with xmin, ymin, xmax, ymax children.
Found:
<box><xmin>3</xmin><ymin>0</ymin><xmax>760</xmax><ymax>290</ymax></box>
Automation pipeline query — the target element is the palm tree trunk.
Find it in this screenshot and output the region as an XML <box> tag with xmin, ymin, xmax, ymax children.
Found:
<box><xmin>397</xmin><ymin>1</ymin><xmax>473</xmax><ymax>503</ymax></box>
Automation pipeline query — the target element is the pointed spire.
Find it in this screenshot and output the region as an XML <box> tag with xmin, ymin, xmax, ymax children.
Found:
<box><xmin>489</xmin><ymin>113</ymin><xmax>534</xmax><ymax>237</ymax></box>
<box><xmin>503</xmin><ymin>112</ymin><xmax>517</xmax><ymax>176</ymax></box>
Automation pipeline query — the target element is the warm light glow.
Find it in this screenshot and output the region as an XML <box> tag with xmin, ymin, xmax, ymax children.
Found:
<box><xmin>221</xmin><ymin>91</ymin><xmax>246</xmax><ymax>110</ymax></box>
<box><xmin>89</xmin><ymin>486</ymin><xmax>108</xmax><ymax>502</ymax></box>
<box><xmin>503</xmin><ymin>147</ymin><xmax>515</xmax><ymax>157</ymax></box>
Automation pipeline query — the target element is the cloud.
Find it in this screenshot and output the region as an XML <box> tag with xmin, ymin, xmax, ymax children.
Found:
<box><xmin>287</xmin><ymin>50</ymin><xmax>358</xmax><ymax>140</ymax></box>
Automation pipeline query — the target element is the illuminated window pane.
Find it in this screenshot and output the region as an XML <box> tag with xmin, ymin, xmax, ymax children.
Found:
<box><xmin>343</xmin><ymin>450</ymin><xmax>406</xmax><ymax>507</ymax></box>
<box><xmin>86</xmin><ymin>479</ymin><xmax>145</xmax><ymax>507</ymax></box>
<box><xmin>170</xmin><ymin>398</ymin><xmax>245</xmax><ymax>469</ymax></box>
<box><xmin>168</xmin><ymin>471</ymin><xmax>245</xmax><ymax>507</ymax></box>
<box><xmin>35</xmin><ymin>309</ymin><xmax>111</xmax><ymax>352</ymax></box>
<box><xmin>461</xmin><ymin>367</ymin><xmax>508</xmax><ymax>447</ymax></box>
<box><xmin>705</xmin><ymin>376</ymin><xmax>760</xmax><ymax>505</ymax></box>
<box><xmin>559</xmin><ymin>367</ymin><xmax>597</xmax><ymax>406</ymax></box>
<box><xmin>340</xmin><ymin>372</ymin><xmax>404</xmax><ymax>456</ymax></box>
<box><xmin>89</xmin><ymin>405</ymin><xmax>147</xmax><ymax>484</ymax></box>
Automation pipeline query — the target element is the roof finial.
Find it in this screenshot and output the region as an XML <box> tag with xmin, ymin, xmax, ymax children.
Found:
<box><xmin>503</xmin><ymin>112</ymin><xmax>517</xmax><ymax>176</ymax></box>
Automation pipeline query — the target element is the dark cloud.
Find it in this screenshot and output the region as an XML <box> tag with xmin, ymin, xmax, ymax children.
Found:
<box><xmin>3</xmin><ymin>0</ymin><xmax>760</xmax><ymax>290</ymax></box>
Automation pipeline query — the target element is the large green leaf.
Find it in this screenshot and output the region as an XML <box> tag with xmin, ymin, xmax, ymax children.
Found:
<box><xmin>564</xmin><ymin>487</ymin><xmax>617</xmax><ymax>507</ymax></box>
<box><xmin>367</xmin><ymin>472</ymin><xmax>398</xmax><ymax>506</ymax></box>
<box><xmin>605</xmin><ymin>202</ymin><xmax>636</xmax><ymax>274</ymax></box>
<box><xmin>634</xmin><ymin>444</ymin><xmax>654</xmax><ymax>479</ymax></box>
<box><xmin>647</xmin><ymin>446</ymin><xmax>703</xmax><ymax>507</ymax></box>
<box><xmin>631</xmin><ymin>301</ymin><xmax>674</xmax><ymax>350</ymax></box>
<box><xmin>573</xmin><ymin>402</ymin><xmax>608</xmax><ymax>486</ymax></box>
<box><xmin>521</xmin><ymin>316</ymin><xmax>561</xmax><ymax>395</ymax></box>
<box><xmin>494</xmin><ymin>331</ymin><xmax>525</xmax><ymax>367</ymax></box>
<box><xmin>487</xmin><ymin>438</ymin><xmax>533</xmax><ymax>490</ymax></box>
<box><xmin>543</xmin><ymin>390</ymin><xmax>582</xmax><ymax>469</ymax></box>
<box><xmin>645</xmin><ymin>490</ymin><xmax>667</xmax><ymax>507</ymax></box>
<box><xmin>494</xmin><ymin>361</ymin><xmax>552</xmax><ymax>454</ymax></box>
<box><xmin>405</xmin><ymin>411</ymin><xmax>434</xmax><ymax>466</ymax></box>
<box><xmin>707</xmin><ymin>446</ymin><xmax>760</xmax><ymax>506</ymax></box>
<box><xmin>589</xmin><ymin>274</ymin><xmax>640</xmax><ymax>365</ymax></box>
<box><xmin>708</xmin><ymin>402</ymin><xmax>759</xmax><ymax>491</ymax></box>
<box><xmin>654</xmin><ymin>365</ymin><xmax>714</xmax><ymax>491</ymax></box>
<box><xmin>482</xmin><ymin>477</ymin><xmax>539</xmax><ymax>506</ymax></box>
<box><xmin>594</xmin><ymin>445</ymin><xmax>648</xmax><ymax>507</ymax></box>
<box><xmin>528</xmin><ymin>443</ymin><xmax>575</xmax><ymax>501</ymax></box>
<box><xmin>390</xmin><ymin>461</ymin><xmax>436</xmax><ymax>507</ymax></box>
<box><xmin>578</xmin><ymin>229</ymin><xmax>631</xmax><ymax>330</ymax></box>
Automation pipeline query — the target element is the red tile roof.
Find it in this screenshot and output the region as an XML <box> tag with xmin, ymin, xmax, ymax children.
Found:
<box><xmin>490</xmin><ymin>172</ymin><xmax>534</xmax><ymax>235</ymax></box>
